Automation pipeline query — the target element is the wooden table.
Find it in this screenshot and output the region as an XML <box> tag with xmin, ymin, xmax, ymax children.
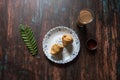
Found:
<box><xmin>0</xmin><ymin>0</ymin><xmax>120</xmax><ymax>80</ymax></box>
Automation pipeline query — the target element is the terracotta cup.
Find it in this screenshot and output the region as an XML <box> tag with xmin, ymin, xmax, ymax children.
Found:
<box><xmin>86</xmin><ymin>39</ymin><xmax>97</xmax><ymax>51</ymax></box>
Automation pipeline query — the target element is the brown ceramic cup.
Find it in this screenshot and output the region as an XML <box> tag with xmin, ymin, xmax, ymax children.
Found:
<box><xmin>86</xmin><ymin>39</ymin><xmax>97</xmax><ymax>51</ymax></box>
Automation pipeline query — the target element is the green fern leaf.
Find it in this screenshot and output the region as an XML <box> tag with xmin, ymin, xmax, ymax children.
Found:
<box><xmin>20</xmin><ymin>24</ymin><xmax>38</xmax><ymax>56</ymax></box>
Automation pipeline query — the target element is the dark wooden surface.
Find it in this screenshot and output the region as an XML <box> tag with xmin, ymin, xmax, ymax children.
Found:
<box><xmin>0</xmin><ymin>0</ymin><xmax>120</xmax><ymax>80</ymax></box>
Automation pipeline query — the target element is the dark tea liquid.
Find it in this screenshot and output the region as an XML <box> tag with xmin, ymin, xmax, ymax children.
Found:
<box><xmin>87</xmin><ymin>39</ymin><xmax>97</xmax><ymax>50</ymax></box>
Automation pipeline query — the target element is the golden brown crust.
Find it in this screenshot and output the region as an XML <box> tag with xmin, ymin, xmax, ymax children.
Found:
<box><xmin>50</xmin><ymin>44</ymin><xmax>63</xmax><ymax>55</ymax></box>
<box><xmin>50</xmin><ymin>34</ymin><xmax>73</xmax><ymax>55</ymax></box>
<box><xmin>62</xmin><ymin>34</ymin><xmax>73</xmax><ymax>46</ymax></box>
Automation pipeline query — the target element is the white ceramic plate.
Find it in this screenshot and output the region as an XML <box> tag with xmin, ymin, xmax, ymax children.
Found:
<box><xmin>42</xmin><ymin>26</ymin><xmax>80</xmax><ymax>64</ymax></box>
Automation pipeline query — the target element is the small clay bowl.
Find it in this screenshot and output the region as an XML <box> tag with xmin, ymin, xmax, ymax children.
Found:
<box><xmin>86</xmin><ymin>39</ymin><xmax>97</xmax><ymax>51</ymax></box>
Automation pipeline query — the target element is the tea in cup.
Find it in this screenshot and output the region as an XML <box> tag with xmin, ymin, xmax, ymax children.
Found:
<box><xmin>78</xmin><ymin>9</ymin><xmax>94</xmax><ymax>25</ymax></box>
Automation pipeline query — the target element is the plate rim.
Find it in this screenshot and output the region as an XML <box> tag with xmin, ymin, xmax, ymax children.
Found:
<box><xmin>42</xmin><ymin>26</ymin><xmax>80</xmax><ymax>64</ymax></box>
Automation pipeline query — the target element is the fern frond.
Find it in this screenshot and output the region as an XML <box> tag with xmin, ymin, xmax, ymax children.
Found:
<box><xmin>20</xmin><ymin>24</ymin><xmax>38</xmax><ymax>56</ymax></box>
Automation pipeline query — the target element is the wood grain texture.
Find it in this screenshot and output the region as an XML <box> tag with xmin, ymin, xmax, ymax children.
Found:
<box><xmin>0</xmin><ymin>0</ymin><xmax>120</xmax><ymax>80</ymax></box>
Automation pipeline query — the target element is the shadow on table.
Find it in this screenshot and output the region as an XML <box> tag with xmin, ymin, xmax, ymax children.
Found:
<box><xmin>46</xmin><ymin>49</ymin><xmax>81</xmax><ymax>68</ymax></box>
<box><xmin>0</xmin><ymin>61</ymin><xmax>35</xmax><ymax>80</ymax></box>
